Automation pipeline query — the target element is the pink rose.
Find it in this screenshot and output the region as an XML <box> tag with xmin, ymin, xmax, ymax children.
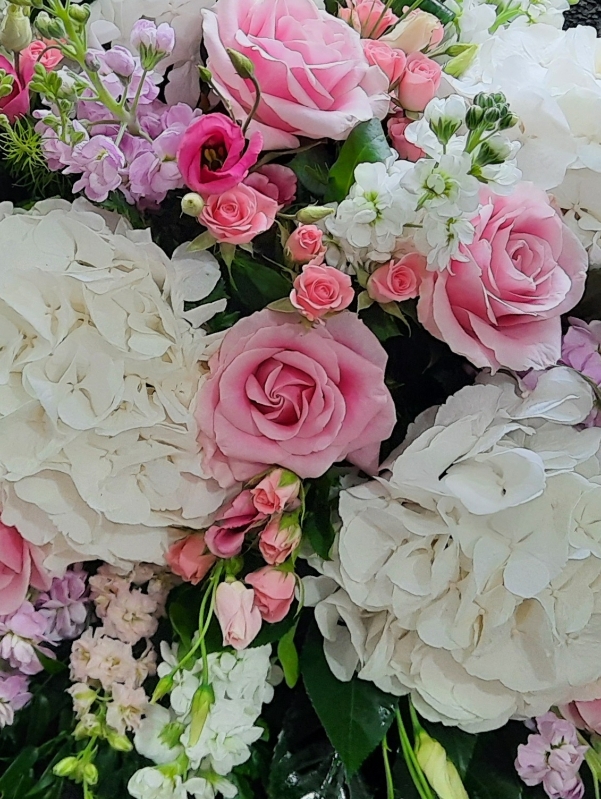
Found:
<box><xmin>560</xmin><ymin>701</ymin><xmax>601</xmax><ymax>735</ymax></box>
<box><xmin>362</xmin><ymin>40</ymin><xmax>407</xmax><ymax>88</ymax></box>
<box><xmin>382</xmin><ymin>10</ymin><xmax>444</xmax><ymax>53</ymax></box>
<box><xmin>200</xmin><ymin>183</ymin><xmax>278</xmax><ymax>245</ymax></box>
<box><xmin>367</xmin><ymin>253</ymin><xmax>425</xmax><ymax>303</ymax></box>
<box><xmin>388</xmin><ymin>113</ymin><xmax>424</xmax><ymax>162</ymax></box>
<box><xmin>0</xmin><ymin>55</ymin><xmax>34</xmax><ymax>123</ymax></box>
<box><xmin>338</xmin><ymin>0</ymin><xmax>399</xmax><ymax>39</ymax></box>
<box><xmin>196</xmin><ymin>310</ymin><xmax>396</xmax><ymax>486</ymax></box>
<box><xmin>259</xmin><ymin>513</ymin><xmax>302</xmax><ymax>565</ymax></box>
<box><xmin>177</xmin><ymin>114</ymin><xmax>263</xmax><ymax>197</ymax></box>
<box><xmin>201</xmin><ymin>0</ymin><xmax>389</xmax><ymax>149</ymax></box>
<box><xmin>245</xmin><ymin>567</ymin><xmax>295</xmax><ymax>623</ymax></box>
<box><xmin>0</xmin><ymin>522</ymin><xmax>52</xmax><ymax>616</ymax></box>
<box><xmin>290</xmin><ymin>263</ymin><xmax>355</xmax><ymax>321</ymax></box>
<box><xmin>418</xmin><ymin>184</ymin><xmax>588</xmax><ymax>372</ymax></box>
<box><xmin>286</xmin><ymin>225</ymin><xmax>326</xmax><ymax>265</ymax></box>
<box><xmin>245</xmin><ymin>165</ymin><xmax>297</xmax><ymax>207</ymax></box>
<box><xmin>205</xmin><ymin>490</ymin><xmax>267</xmax><ymax>558</ymax></box>
<box><xmin>215</xmin><ymin>581</ymin><xmax>262</xmax><ymax>649</ymax></box>
<box><xmin>20</xmin><ymin>40</ymin><xmax>63</xmax><ymax>73</ymax></box>
<box><xmin>251</xmin><ymin>469</ymin><xmax>301</xmax><ymax>515</ymax></box>
<box><xmin>165</xmin><ymin>534</ymin><xmax>216</xmax><ymax>585</ymax></box>
<box><xmin>397</xmin><ymin>52</ymin><xmax>442</xmax><ymax>113</ymax></box>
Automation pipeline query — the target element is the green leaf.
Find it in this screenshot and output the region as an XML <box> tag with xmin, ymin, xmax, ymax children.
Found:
<box><xmin>301</xmin><ymin>623</ymin><xmax>398</xmax><ymax>775</ymax></box>
<box><xmin>289</xmin><ymin>144</ymin><xmax>332</xmax><ymax>197</ymax></box>
<box><xmin>303</xmin><ymin>472</ymin><xmax>338</xmax><ymax>560</ymax></box>
<box><xmin>0</xmin><ymin>747</ymin><xmax>39</xmax><ymax>797</ymax></box>
<box><xmin>325</xmin><ymin>119</ymin><xmax>391</xmax><ymax>203</ymax></box>
<box><xmin>361</xmin><ymin>303</ymin><xmax>403</xmax><ymax>342</ymax></box>
<box><xmin>230</xmin><ymin>253</ymin><xmax>292</xmax><ymax>311</ymax></box>
<box><xmin>35</xmin><ymin>651</ymin><xmax>66</xmax><ymax>675</ymax></box>
<box><xmin>278</xmin><ymin>624</ymin><xmax>300</xmax><ymax>688</ymax></box>
<box><xmin>391</xmin><ymin>0</ymin><xmax>456</xmax><ymax>24</ymax></box>
<box><xmin>252</xmin><ymin>613</ymin><xmax>296</xmax><ymax>647</ymax></box>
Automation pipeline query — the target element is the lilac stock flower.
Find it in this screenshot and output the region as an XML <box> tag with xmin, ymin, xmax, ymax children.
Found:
<box><xmin>0</xmin><ymin>601</ymin><xmax>49</xmax><ymax>676</ymax></box>
<box><xmin>516</xmin><ymin>712</ymin><xmax>587</xmax><ymax>799</ymax></box>
<box><xmin>66</xmin><ymin>136</ymin><xmax>126</xmax><ymax>202</ymax></box>
<box><xmin>128</xmin><ymin>127</ymin><xmax>186</xmax><ymax>205</ymax></box>
<box><xmin>0</xmin><ymin>674</ymin><xmax>31</xmax><ymax>728</ymax></box>
<box><xmin>36</xmin><ymin>567</ymin><xmax>89</xmax><ymax>643</ymax></box>
<box><xmin>131</xmin><ymin>19</ymin><xmax>176</xmax><ymax>57</ymax></box>
<box><xmin>103</xmin><ymin>45</ymin><xmax>136</xmax><ymax>78</ymax></box>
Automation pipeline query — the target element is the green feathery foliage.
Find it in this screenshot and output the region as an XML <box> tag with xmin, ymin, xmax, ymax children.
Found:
<box><xmin>0</xmin><ymin>115</ymin><xmax>70</xmax><ymax>199</ymax></box>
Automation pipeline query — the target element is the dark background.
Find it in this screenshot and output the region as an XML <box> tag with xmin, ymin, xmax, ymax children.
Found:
<box><xmin>565</xmin><ymin>0</ymin><xmax>601</xmax><ymax>31</ymax></box>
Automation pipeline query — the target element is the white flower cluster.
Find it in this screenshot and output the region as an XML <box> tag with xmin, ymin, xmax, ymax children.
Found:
<box><xmin>448</xmin><ymin>23</ymin><xmax>601</xmax><ymax>263</ymax></box>
<box><xmin>0</xmin><ymin>200</ymin><xmax>227</xmax><ymax>571</ymax></box>
<box><xmin>129</xmin><ymin>644</ymin><xmax>274</xmax><ymax>799</ymax></box>
<box><xmin>448</xmin><ymin>0</ymin><xmax>568</xmax><ymax>45</ymax></box>
<box><xmin>309</xmin><ymin>367</ymin><xmax>601</xmax><ymax>733</ymax></box>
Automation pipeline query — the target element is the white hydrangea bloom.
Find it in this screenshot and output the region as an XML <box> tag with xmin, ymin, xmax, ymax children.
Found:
<box><xmin>447</xmin><ymin>0</ymin><xmax>567</xmax><ymax>45</ymax></box>
<box><xmin>311</xmin><ymin>368</ymin><xmax>601</xmax><ymax>733</ymax></box>
<box><xmin>0</xmin><ymin>200</ymin><xmax>226</xmax><ymax>570</ymax></box>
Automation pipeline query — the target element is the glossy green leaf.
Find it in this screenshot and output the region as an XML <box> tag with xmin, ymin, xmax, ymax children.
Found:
<box><xmin>325</xmin><ymin>119</ymin><xmax>391</xmax><ymax>203</ymax></box>
<box><xmin>252</xmin><ymin>613</ymin><xmax>296</xmax><ymax>647</ymax></box>
<box><xmin>301</xmin><ymin>624</ymin><xmax>398</xmax><ymax>774</ymax></box>
<box><xmin>230</xmin><ymin>253</ymin><xmax>291</xmax><ymax>311</ymax></box>
<box><xmin>303</xmin><ymin>472</ymin><xmax>338</xmax><ymax>560</ymax></box>
<box><xmin>278</xmin><ymin>624</ymin><xmax>300</xmax><ymax>688</ymax></box>
<box><xmin>289</xmin><ymin>145</ymin><xmax>331</xmax><ymax>197</ymax></box>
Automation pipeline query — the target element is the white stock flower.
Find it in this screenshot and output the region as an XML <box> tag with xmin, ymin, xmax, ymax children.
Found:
<box><xmin>0</xmin><ymin>200</ymin><xmax>226</xmax><ymax>571</ymax></box>
<box><xmin>128</xmin><ymin>768</ymin><xmax>187</xmax><ymax>799</ymax></box>
<box><xmin>134</xmin><ymin>704</ymin><xmax>183</xmax><ymax>765</ymax></box>
<box><xmin>185</xmin><ymin>775</ymin><xmax>238</xmax><ymax>799</ymax></box>
<box><xmin>311</xmin><ymin>368</ymin><xmax>601</xmax><ymax>733</ymax></box>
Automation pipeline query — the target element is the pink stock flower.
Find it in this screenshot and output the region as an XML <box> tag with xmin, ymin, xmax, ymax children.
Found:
<box><xmin>251</xmin><ymin>469</ymin><xmax>301</xmax><ymax>516</ymax></box>
<box><xmin>516</xmin><ymin>712</ymin><xmax>587</xmax><ymax>799</ymax></box>
<box><xmin>0</xmin><ymin>54</ymin><xmax>34</xmax><ymax>123</ymax></box>
<box><xmin>417</xmin><ymin>184</ymin><xmax>588</xmax><ymax>372</ymax></box>
<box><xmin>259</xmin><ymin>513</ymin><xmax>302</xmax><ymax>565</ymax></box>
<box><xmin>0</xmin><ymin>674</ymin><xmax>31</xmax><ymax>728</ymax></box>
<box><xmin>20</xmin><ymin>40</ymin><xmax>63</xmax><ymax>73</ymax></box>
<box><xmin>290</xmin><ymin>263</ymin><xmax>355</xmax><ymax>321</ymax></box>
<box><xmin>65</xmin><ymin>135</ymin><xmax>126</xmax><ymax>202</ymax></box>
<box><xmin>106</xmin><ymin>683</ymin><xmax>148</xmax><ymax>735</ymax></box>
<box><xmin>388</xmin><ymin>113</ymin><xmax>424</xmax><ymax>161</ymax></box>
<box><xmin>166</xmin><ymin>534</ymin><xmax>216</xmax><ymax>585</ymax></box>
<box><xmin>286</xmin><ymin>225</ymin><xmax>326</xmax><ymax>265</ymax></box>
<box><xmin>338</xmin><ymin>0</ymin><xmax>399</xmax><ymax>39</ymax></box>
<box><xmin>245</xmin><ymin>567</ymin><xmax>295</xmax><ymax>623</ymax></box>
<box><xmin>196</xmin><ymin>310</ymin><xmax>396</xmax><ymax>487</ymax></box>
<box><xmin>36</xmin><ymin>567</ymin><xmax>88</xmax><ymax>642</ymax></box>
<box><xmin>367</xmin><ymin>253</ymin><xmax>425</xmax><ymax>304</ymax></box>
<box><xmin>81</xmin><ymin>632</ymin><xmax>141</xmax><ymax>690</ymax></box>
<box><xmin>0</xmin><ymin>601</ymin><xmax>49</xmax><ymax>675</ymax></box>
<box><xmin>104</xmin><ymin>588</ymin><xmax>159</xmax><ymax>645</ymax></box>
<box><xmin>128</xmin><ymin>126</ymin><xmax>186</xmax><ymax>205</ymax></box>
<box><xmin>205</xmin><ymin>490</ymin><xmax>267</xmax><ymax>559</ymax></box>
<box><xmin>215</xmin><ymin>581</ymin><xmax>262</xmax><ymax>650</ymax></box>
<box><xmin>382</xmin><ymin>9</ymin><xmax>444</xmax><ymax>53</ymax></box>
<box><xmin>560</xmin><ymin>699</ymin><xmax>601</xmax><ymax>735</ymax></box>
<box><xmin>244</xmin><ymin>164</ymin><xmax>297</xmax><ymax>207</ymax></box>
<box><xmin>397</xmin><ymin>52</ymin><xmax>442</xmax><ymax>112</ymax></box>
<box><xmin>0</xmin><ymin>521</ymin><xmax>52</xmax><ymax>617</ymax></box>
<box><xmin>201</xmin><ymin>0</ymin><xmax>389</xmax><ymax>149</ymax></box>
<box><xmin>130</xmin><ymin>19</ymin><xmax>175</xmax><ymax>56</ymax></box>
<box><xmin>177</xmin><ymin>114</ymin><xmax>263</xmax><ymax>197</ymax></box>
<box><xmin>362</xmin><ymin>40</ymin><xmax>407</xmax><ymax>87</ymax></box>
<box><xmin>200</xmin><ymin>183</ymin><xmax>279</xmax><ymax>245</ymax></box>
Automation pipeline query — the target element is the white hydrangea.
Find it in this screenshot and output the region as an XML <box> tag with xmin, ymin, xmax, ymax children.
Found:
<box><xmin>447</xmin><ymin>0</ymin><xmax>567</xmax><ymax>45</ymax></box>
<box><xmin>310</xmin><ymin>367</ymin><xmax>601</xmax><ymax>733</ymax></box>
<box><xmin>0</xmin><ymin>200</ymin><xmax>227</xmax><ymax>571</ymax></box>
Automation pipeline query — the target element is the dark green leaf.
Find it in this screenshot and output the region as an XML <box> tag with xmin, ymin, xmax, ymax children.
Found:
<box><xmin>169</xmin><ymin>584</ymin><xmax>202</xmax><ymax>649</ymax></box>
<box><xmin>390</xmin><ymin>0</ymin><xmax>456</xmax><ymax>23</ymax></box>
<box><xmin>361</xmin><ymin>303</ymin><xmax>403</xmax><ymax>342</ymax></box>
<box><xmin>325</xmin><ymin>120</ymin><xmax>391</xmax><ymax>203</ymax></box>
<box><xmin>252</xmin><ymin>613</ymin><xmax>296</xmax><ymax>647</ymax></box>
<box><xmin>303</xmin><ymin>472</ymin><xmax>338</xmax><ymax>560</ymax></box>
<box><xmin>301</xmin><ymin>623</ymin><xmax>398</xmax><ymax>774</ymax></box>
<box><xmin>278</xmin><ymin>624</ymin><xmax>300</xmax><ymax>688</ymax></box>
<box><xmin>230</xmin><ymin>253</ymin><xmax>292</xmax><ymax>311</ymax></box>
<box><xmin>35</xmin><ymin>651</ymin><xmax>66</xmax><ymax>675</ymax></box>
<box><xmin>289</xmin><ymin>145</ymin><xmax>331</xmax><ymax>197</ymax></box>
<box><xmin>0</xmin><ymin>747</ymin><xmax>39</xmax><ymax>797</ymax></box>
<box><xmin>571</xmin><ymin>269</ymin><xmax>601</xmax><ymax>323</ymax></box>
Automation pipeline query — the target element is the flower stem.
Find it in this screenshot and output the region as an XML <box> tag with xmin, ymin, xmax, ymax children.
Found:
<box><xmin>396</xmin><ymin>709</ymin><xmax>434</xmax><ymax>799</ymax></box>
<box><xmin>242</xmin><ymin>74</ymin><xmax>262</xmax><ymax>135</ymax></box>
<box><xmin>382</xmin><ymin>736</ymin><xmax>395</xmax><ymax>799</ymax></box>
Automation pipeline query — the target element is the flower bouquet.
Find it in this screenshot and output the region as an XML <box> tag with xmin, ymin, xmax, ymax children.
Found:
<box><xmin>1</xmin><ymin>0</ymin><xmax>601</xmax><ymax>797</ymax></box>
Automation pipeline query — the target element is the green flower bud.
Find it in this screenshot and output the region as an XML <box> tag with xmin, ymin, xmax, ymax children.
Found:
<box><xmin>491</xmin><ymin>91</ymin><xmax>507</xmax><ymax>105</ymax></box>
<box><xmin>152</xmin><ymin>673</ymin><xmax>175</xmax><ymax>703</ymax></box>
<box><xmin>226</xmin><ymin>48</ymin><xmax>254</xmax><ymax>80</ymax></box>
<box><xmin>415</xmin><ymin>731</ymin><xmax>469</xmax><ymax>799</ymax></box>
<box><xmin>198</xmin><ymin>65</ymin><xmax>212</xmax><ymax>83</ymax></box>
<box><xmin>499</xmin><ymin>112</ymin><xmax>519</xmax><ymax>130</ymax></box>
<box><xmin>106</xmin><ymin>729</ymin><xmax>133</xmax><ymax>752</ymax></box>
<box><xmin>68</xmin><ymin>3</ymin><xmax>90</xmax><ymax>23</ymax></box>
<box><xmin>482</xmin><ymin>106</ymin><xmax>501</xmax><ymax>126</ymax></box>
<box><xmin>189</xmin><ymin>683</ymin><xmax>215</xmax><ymax>747</ymax></box>
<box><xmin>0</xmin><ymin>70</ymin><xmax>14</xmax><ymax>100</ymax></box>
<box><xmin>159</xmin><ymin>721</ymin><xmax>186</xmax><ymax>749</ymax></box>
<box><xmin>82</xmin><ymin>763</ymin><xmax>99</xmax><ymax>786</ymax></box>
<box><xmin>0</xmin><ymin>4</ymin><xmax>32</xmax><ymax>53</ymax></box>
<box><xmin>295</xmin><ymin>206</ymin><xmax>334</xmax><ymax>224</ymax></box>
<box><xmin>181</xmin><ymin>192</ymin><xmax>205</xmax><ymax>217</ymax></box>
<box><xmin>465</xmin><ymin>105</ymin><xmax>484</xmax><ymax>130</ymax></box>
<box><xmin>35</xmin><ymin>11</ymin><xmax>65</xmax><ymax>40</ymax></box>
<box><xmin>53</xmin><ymin>756</ymin><xmax>80</xmax><ymax>778</ymax></box>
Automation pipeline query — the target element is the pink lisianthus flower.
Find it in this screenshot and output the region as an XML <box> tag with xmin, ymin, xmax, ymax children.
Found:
<box><xmin>0</xmin><ymin>54</ymin><xmax>34</xmax><ymax>123</ymax></box>
<box><xmin>166</xmin><ymin>534</ymin><xmax>216</xmax><ymax>585</ymax></box>
<box><xmin>245</xmin><ymin>567</ymin><xmax>296</xmax><ymax>623</ymax></box>
<box><xmin>200</xmin><ymin>183</ymin><xmax>278</xmax><ymax>245</ymax></box>
<box><xmin>205</xmin><ymin>490</ymin><xmax>267</xmax><ymax>559</ymax></box>
<box><xmin>0</xmin><ymin>521</ymin><xmax>52</xmax><ymax>617</ymax></box>
<box><xmin>290</xmin><ymin>263</ymin><xmax>355</xmax><ymax>321</ymax></box>
<box><xmin>0</xmin><ymin>674</ymin><xmax>31</xmax><ymax>729</ymax></box>
<box><xmin>215</xmin><ymin>581</ymin><xmax>262</xmax><ymax>650</ymax></box>
<box><xmin>338</xmin><ymin>0</ymin><xmax>399</xmax><ymax>39</ymax></box>
<box><xmin>177</xmin><ymin>114</ymin><xmax>263</xmax><ymax>197</ymax></box>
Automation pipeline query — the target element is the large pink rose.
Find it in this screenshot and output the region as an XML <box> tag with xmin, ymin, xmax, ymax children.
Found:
<box><xmin>196</xmin><ymin>310</ymin><xmax>396</xmax><ymax>486</ymax></box>
<box><xmin>201</xmin><ymin>0</ymin><xmax>389</xmax><ymax>149</ymax></box>
<box><xmin>0</xmin><ymin>522</ymin><xmax>52</xmax><ymax>616</ymax></box>
<box><xmin>418</xmin><ymin>184</ymin><xmax>588</xmax><ymax>372</ymax></box>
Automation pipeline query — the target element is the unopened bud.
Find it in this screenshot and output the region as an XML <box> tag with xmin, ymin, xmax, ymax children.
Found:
<box><xmin>181</xmin><ymin>192</ymin><xmax>205</xmax><ymax>217</ymax></box>
<box><xmin>53</xmin><ymin>756</ymin><xmax>79</xmax><ymax>778</ymax></box>
<box><xmin>226</xmin><ymin>48</ymin><xmax>254</xmax><ymax>80</ymax></box>
<box><xmin>152</xmin><ymin>673</ymin><xmax>175</xmax><ymax>703</ymax></box>
<box><xmin>499</xmin><ymin>112</ymin><xmax>519</xmax><ymax>130</ymax></box>
<box><xmin>160</xmin><ymin>721</ymin><xmax>186</xmax><ymax>749</ymax></box>
<box><xmin>198</xmin><ymin>65</ymin><xmax>212</xmax><ymax>83</ymax></box>
<box><xmin>84</xmin><ymin>51</ymin><xmax>102</xmax><ymax>73</ymax></box>
<box><xmin>189</xmin><ymin>683</ymin><xmax>215</xmax><ymax>746</ymax></box>
<box><xmin>465</xmin><ymin>105</ymin><xmax>484</xmax><ymax>131</ymax></box>
<box><xmin>82</xmin><ymin>763</ymin><xmax>99</xmax><ymax>786</ymax></box>
<box><xmin>295</xmin><ymin>206</ymin><xmax>334</xmax><ymax>224</ymax></box>
<box><xmin>443</xmin><ymin>43</ymin><xmax>478</xmax><ymax>79</ymax></box>
<box><xmin>106</xmin><ymin>730</ymin><xmax>133</xmax><ymax>752</ymax></box>
<box><xmin>415</xmin><ymin>731</ymin><xmax>469</xmax><ymax>799</ymax></box>
<box><xmin>74</xmin><ymin>712</ymin><xmax>103</xmax><ymax>740</ymax></box>
<box><xmin>68</xmin><ymin>3</ymin><xmax>90</xmax><ymax>23</ymax></box>
<box><xmin>35</xmin><ymin>11</ymin><xmax>65</xmax><ymax>40</ymax></box>
<box><xmin>482</xmin><ymin>106</ymin><xmax>501</xmax><ymax>127</ymax></box>
<box><xmin>0</xmin><ymin>4</ymin><xmax>32</xmax><ymax>53</ymax></box>
<box><xmin>0</xmin><ymin>71</ymin><xmax>14</xmax><ymax>100</ymax></box>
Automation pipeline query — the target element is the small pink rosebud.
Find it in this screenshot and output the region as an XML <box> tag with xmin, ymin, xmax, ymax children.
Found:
<box><xmin>285</xmin><ymin>225</ymin><xmax>326</xmax><ymax>265</ymax></box>
<box><xmin>388</xmin><ymin>113</ymin><xmax>424</xmax><ymax>162</ymax></box>
<box><xmin>259</xmin><ymin>512</ymin><xmax>302</xmax><ymax>566</ymax></box>
<box><xmin>362</xmin><ymin>40</ymin><xmax>406</xmax><ymax>88</ymax></box>
<box><xmin>215</xmin><ymin>581</ymin><xmax>262</xmax><ymax>649</ymax></box>
<box><xmin>165</xmin><ymin>534</ymin><xmax>216</xmax><ymax>585</ymax></box>
<box><xmin>397</xmin><ymin>52</ymin><xmax>442</xmax><ymax>113</ymax></box>
<box><xmin>205</xmin><ymin>490</ymin><xmax>267</xmax><ymax>559</ymax></box>
<box><xmin>367</xmin><ymin>253</ymin><xmax>425</xmax><ymax>304</ymax></box>
<box><xmin>338</xmin><ymin>0</ymin><xmax>399</xmax><ymax>39</ymax></box>
<box><xmin>245</xmin><ymin>567</ymin><xmax>296</xmax><ymax>623</ymax></box>
<box><xmin>251</xmin><ymin>469</ymin><xmax>301</xmax><ymax>515</ymax></box>
<box><xmin>290</xmin><ymin>263</ymin><xmax>354</xmax><ymax>322</ymax></box>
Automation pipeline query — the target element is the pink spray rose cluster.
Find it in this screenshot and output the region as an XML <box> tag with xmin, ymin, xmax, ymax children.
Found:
<box><xmin>516</xmin><ymin>712</ymin><xmax>587</xmax><ymax>799</ymax></box>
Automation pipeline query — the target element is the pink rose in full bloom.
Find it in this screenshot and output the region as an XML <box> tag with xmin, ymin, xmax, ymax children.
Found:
<box><xmin>397</xmin><ymin>52</ymin><xmax>442</xmax><ymax>112</ymax></box>
<box><xmin>362</xmin><ymin>40</ymin><xmax>407</xmax><ymax>88</ymax></box>
<box><xmin>196</xmin><ymin>310</ymin><xmax>396</xmax><ymax>486</ymax></box>
<box><xmin>367</xmin><ymin>253</ymin><xmax>425</xmax><ymax>304</ymax></box>
<box><xmin>0</xmin><ymin>55</ymin><xmax>34</xmax><ymax>123</ymax></box>
<box><xmin>245</xmin><ymin>567</ymin><xmax>295</xmax><ymax>623</ymax></box>
<box><xmin>0</xmin><ymin>522</ymin><xmax>52</xmax><ymax>617</ymax></box>
<box><xmin>177</xmin><ymin>114</ymin><xmax>263</xmax><ymax>196</ymax></box>
<box><xmin>215</xmin><ymin>581</ymin><xmax>262</xmax><ymax>649</ymax></box>
<box><xmin>338</xmin><ymin>0</ymin><xmax>399</xmax><ymax>39</ymax></box>
<box><xmin>560</xmin><ymin>701</ymin><xmax>601</xmax><ymax>735</ymax></box>
<box><xmin>290</xmin><ymin>263</ymin><xmax>355</xmax><ymax>321</ymax></box>
<box><xmin>200</xmin><ymin>183</ymin><xmax>278</xmax><ymax>245</ymax></box>
<box><xmin>245</xmin><ymin>165</ymin><xmax>297</xmax><ymax>207</ymax></box>
<box><xmin>388</xmin><ymin>113</ymin><xmax>424</xmax><ymax>161</ymax></box>
<box><xmin>201</xmin><ymin>0</ymin><xmax>389</xmax><ymax>149</ymax></box>
<box><xmin>251</xmin><ymin>469</ymin><xmax>301</xmax><ymax>515</ymax></box>
<box><xmin>418</xmin><ymin>184</ymin><xmax>588</xmax><ymax>372</ymax></box>
<box><xmin>205</xmin><ymin>490</ymin><xmax>267</xmax><ymax>558</ymax></box>
<box><xmin>165</xmin><ymin>534</ymin><xmax>216</xmax><ymax>585</ymax></box>
<box><xmin>382</xmin><ymin>10</ymin><xmax>444</xmax><ymax>53</ymax></box>
<box><xmin>20</xmin><ymin>40</ymin><xmax>63</xmax><ymax>73</ymax></box>
<box><xmin>286</xmin><ymin>225</ymin><xmax>326</xmax><ymax>265</ymax></box>
<box><xmin>259</xmin><ymin>514</ymin><xmax>302</xmax><ymax>565</ymax></box>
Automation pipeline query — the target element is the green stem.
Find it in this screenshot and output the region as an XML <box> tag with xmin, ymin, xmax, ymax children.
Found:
<box><xmin>382</xmin><ymin>737</ymin><xmax>395</xmax><ymax>799</ymax></box>
<box><xmin>242</xmin><ymin>74</ymin><xmax>262</xmax><ymax>135</ymax></box>
<box><xmin>396</xmin><ymin>709</ymin><xmax>434</xmax><ymax>799</ymax></box>
<box><xmin>173</xmin><ymin>563</ymin><xmax>223</xmax><ymax>675</ymax></box>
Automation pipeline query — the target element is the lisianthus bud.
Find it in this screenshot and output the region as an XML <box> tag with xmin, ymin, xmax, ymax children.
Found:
<box><xmin>181</xmin><ymin>192</ymin><xmax>205</xmax><ymax>217</ymax></box>
<box><xmin>198</xmin><ymin>65</ymin><xmax>212</xmax><ymax>83</ymax></box>
<box><xmin>82</xmin><ymin>763</ymin><xmax>99</xmax><ymax>785</ymax></box>
<box><xmin>151</xmin><ymin>673</ymin><xmax>174</xmax><ymax>703</ymax></box>
<box><xmin>226</xmin><ymin>48</ymin><xmax>254</xmax><ymax>79</ymax></box>
<box><xmin>189</xmin><ymin>683</ymin><xmax>215</xmax><ymax>746</ymax></box>
<box><xmin>106</xmin><ymin>729</ymin><xmax>134</xmax><ymax>751</ymax></box>
<box><xmin>53</xmin><ymin>756</ymin><xmax>80</xmax><ymax>778</ymax></box>
<box><xmin>295</xmin><ymin>206</ymin><xmax>335</xmax><ymax>224</ymax></box>
<box><xmin>0</xmin><ymin>71</ymin><xmax>14</xmax><ymax>100</ymax></box>
<box><xmin>415</xmin><ymin>731</ymin><xmax>469</xmax><ymax>799</ymax></box>
<box><xmin>0</xmin><ymin>4</ymin><xmax>32</xmax><ymax>53</ymax></box>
